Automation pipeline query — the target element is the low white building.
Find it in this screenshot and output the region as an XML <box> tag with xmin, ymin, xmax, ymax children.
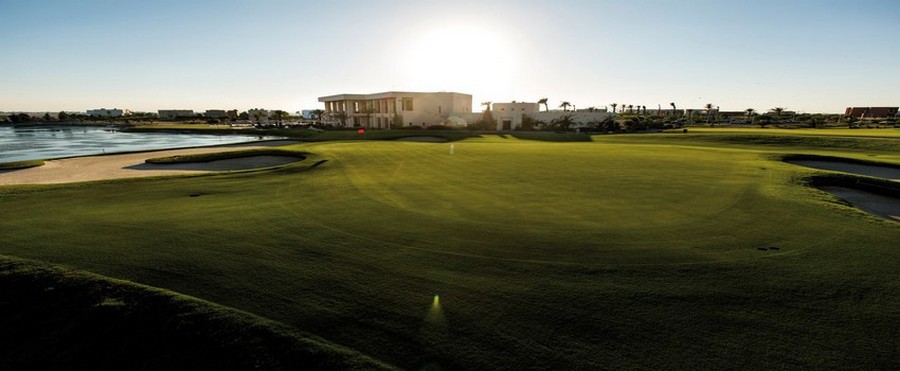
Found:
<box><xmin>460</xmin><ymin>102</ymin><xmax>614</xmax><ymax>130</ymax></box>
<box><xmin>493</xmin><ymin>102</ymin><xmax>540</xmax><ymax>130</ymax></box>
<box><xmin>87</xmin><ymin>108</ymin><xmax>124</xmax><ymax>118</ymax></box>
<box><xmin>318</xmin><ymin>91</ymin><xmax>473</xmax><ymax>128</ymax></box>
<box><xmin>205</xmin><ymin>109</ymin><xmax>228</xmax><ymax>118</ymax></box>
<box><xmin>158</xmin><ymin>110</ymin><xmax>195</xmax><ymax>119</ymax></box>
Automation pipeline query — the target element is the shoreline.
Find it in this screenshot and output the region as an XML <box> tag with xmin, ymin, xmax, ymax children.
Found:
<box><xmin>0</xmin><ymin>140</ymin><xmax>300</xmax><ymax>185</ymax></box>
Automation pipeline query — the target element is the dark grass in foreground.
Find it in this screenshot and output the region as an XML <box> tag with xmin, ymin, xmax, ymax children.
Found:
<box><xmin>0</xmin><ymin>257</ymin><xmax>394</xmax><ymax>371</ymax></box>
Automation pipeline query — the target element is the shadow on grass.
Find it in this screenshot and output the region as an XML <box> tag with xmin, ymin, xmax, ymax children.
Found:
<box><xmin>127</xmin><ymin>156</ymin><xmax>305</xmax><ymax>172</ymax></box>
<box><xmin>510</xmin><ymin>132</ymin><xmax>594</xmax><ymax>142</ymax></box>
<box><xmin>0</xmin><ymin>257</ymin><xmax>395</xmax><ymax>370</ymax></box>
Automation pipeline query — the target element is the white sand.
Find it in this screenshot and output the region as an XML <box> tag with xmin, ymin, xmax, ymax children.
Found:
<box><xmin>822</xmin><ymin>186</ymin><xmax>900</xmax><ymax>222</ymax></box>
<box><xmin>0</xmin><ymin>141</ymin><xmax>300</xmax><ymax>185</ymax></box>
<box><xmin>787</xmin><ymin>160</ymin><xmax>900</xmax><ymax>181</ymax></box>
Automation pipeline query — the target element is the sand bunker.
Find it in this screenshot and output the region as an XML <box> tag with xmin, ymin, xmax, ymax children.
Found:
<box><xmin>786</xmin><ymin>159</ymin><xmax>900</xmax><ymax>181</ymax></box>
<box><xmin>822</xmin><ymin>186</ymin><xmax>900</xmax><ymax>222</ymax></box>
<box><xmin>0</xmin><ymin>141</ymin><xmax>301</xmax><ymax>185</ymax></box>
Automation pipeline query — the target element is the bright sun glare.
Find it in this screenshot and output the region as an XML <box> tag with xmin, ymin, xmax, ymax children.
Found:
<box><xmin>402</xmin><ymin>24</ymin><xmax>517</xmax><ymax>92</ymax></box>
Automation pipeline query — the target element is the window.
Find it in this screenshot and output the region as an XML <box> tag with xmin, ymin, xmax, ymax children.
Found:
<box><xmin>402</xmin><ymin>98</ymin><xmax>414</xmax><ymax>111</ymax></box>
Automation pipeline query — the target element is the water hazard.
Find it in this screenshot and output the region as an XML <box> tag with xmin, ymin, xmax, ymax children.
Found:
<box><xmin>0</xmin><ymin>125</ymin><xmax>283</xmax><ymax>163</ymax></box>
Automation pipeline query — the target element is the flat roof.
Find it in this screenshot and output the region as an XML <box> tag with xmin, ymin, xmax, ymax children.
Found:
<box><xmin>318</xmin><ymin>91</ymin><xmax>471</xmax><ymax>102</ymax></box>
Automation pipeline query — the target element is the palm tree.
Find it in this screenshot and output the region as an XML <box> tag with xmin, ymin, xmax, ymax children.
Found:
<box><xmin>745</xmin><ymin>108</ymin><xmax>755</xmax><ymax>124</ymax></box>
<box><xmin>559</xmin><ymin>101</ymin><xmax>572</xmax><ymax>112</ymax></box>
<box><xmin>311</xmin><ymin>109</ymin><xmax>325</xmax><ymax>124</ymax></box>
<box><xmin>537</xmin><ymin>98</ymin><xmax>549</xmax><ymax>112</ymax></box>
<box><xmin>642</xmin><ymin>105</ymin><xmax>647</xmax><ymax>115</ymax></box>
<box><xmin>771</xmin><ymin>107</ymin><xmax>785</xmax><ymax>119</ymax></box>
<box><xmin>481</xmin><ymin>101</ymin><xmax>492</xmax><ymax>111</ymax></box>
<box><xmin>704</xmin><ymin>103</ymin><xmax>714</xmax><ymax>126</ymax></box>
<box><xmin>627</xmin><ymin>104</ymin><xmax>634</xmax><ymax>114</ymax></box>
<box><xmin>610</xmin><ymin>103</ymin><xmax>618</xmax><ymax>114</ymax></box>
<box><xmin>669</xmin><ymin>102</ymin><xmax>677</xmax><ymax>116</ymax></box>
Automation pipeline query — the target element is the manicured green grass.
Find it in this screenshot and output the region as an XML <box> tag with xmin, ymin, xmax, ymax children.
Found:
<box><xmin>0</xmin><ymin>159</ymin><xmax>44</xmax><ymax>170</ymax></box>
<box><xmin>0</xmin><ymin>133</ymin><xmax>898</xmax><ymax>369</ymax></box>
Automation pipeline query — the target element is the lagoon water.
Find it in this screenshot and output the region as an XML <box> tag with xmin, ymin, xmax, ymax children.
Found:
<box><xmin>0</xmin><ymin>125</ymin><xmax>282</xmax><ymax>163</ymax></box>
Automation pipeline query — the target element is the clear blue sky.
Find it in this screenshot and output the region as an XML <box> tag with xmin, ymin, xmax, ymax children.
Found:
<box><xmin>2</xmin><ymin>0</ymin><xmax>898</xmax><ymax>113</ymax></box>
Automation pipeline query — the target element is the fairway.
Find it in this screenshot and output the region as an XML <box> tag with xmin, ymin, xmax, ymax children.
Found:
<box><xmin>1</xmin><ymin>132</ymin><xmax>898</xmax><ymax>369</ymax></box>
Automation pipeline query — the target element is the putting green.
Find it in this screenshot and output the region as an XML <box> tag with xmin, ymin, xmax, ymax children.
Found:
<box><xmin>276</xmin><ymin>139</ymin><xmax>836</xmax><ymax>265</ymax></box>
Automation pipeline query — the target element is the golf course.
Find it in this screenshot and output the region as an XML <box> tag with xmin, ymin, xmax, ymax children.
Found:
<box><xmin>1</xmin><ymin>128</ymin><xmax>898</xmax><ymax>369</ymax></box>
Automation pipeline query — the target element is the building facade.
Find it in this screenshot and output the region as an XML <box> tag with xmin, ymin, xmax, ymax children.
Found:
<box><xmin>844</xmin><ymin>107</ymin><xmax>898</xmax><ymax>119</ymax></box>
<box><xmin>492</xmin><ymin>102</ymin><xmax>540</xmax><ymax>130</ymax></box>
<box><xmin>86</xmin><ymin>108</ymin><xmax>124</xmax><ymax>118</ymax></box>
<box><xmin>318</xmin><ymin>91</ymin><xmax>473</xmax><ymax>128</ymax></box>
<box><xmin>204</xmin><ymin>110</ymin><xmax>228</xmax><ymax>118</ymax></box>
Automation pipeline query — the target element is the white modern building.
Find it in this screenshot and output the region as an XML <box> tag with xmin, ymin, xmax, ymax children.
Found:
<box><xmin>493</xmin><ymin>102</ymin><xmax>540</xmax><ymax>130</ymax></box>
<box><xmin>87</xmin><ymin>108</ymin><xmax>124</xmax><ymax>118</ymax></box>
<box><xmin>462</xmin><ymin>102</ymin><xmax>615</xmax><ymax>130</ymax></box>
<box><xmin>318</xmin><ymin>91</ymin><xmax>473</xmax><ymax>128</ymax></box>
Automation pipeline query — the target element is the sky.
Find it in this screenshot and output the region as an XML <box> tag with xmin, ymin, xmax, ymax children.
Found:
<box><xmin>1</xmin><ymin>0</ymin><xmax>898</xmax><ymax>114</ymax></box>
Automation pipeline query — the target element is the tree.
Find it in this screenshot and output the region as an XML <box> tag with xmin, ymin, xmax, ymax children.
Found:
<box><xmin>548</xmin><ymin>114</ymin><xmax>575</xmax><ymax>131</ymax></box>
<box><xmin>238</xmin><ymin>111</ymin><xmax>249</xmax><ymax>120</ymax></box>
<box><xmin>58</xmin><ymin>111</ymin><xmax>69</xmax><ymax>121</ymax></box>
<box><xmin>361</xmin><ymin>107</ymin><xmax>376</xmax><ymax>128</ymax></box>
<box><xmin>334</xmin><ymin>111</ymin><xmax>348</xmax><ymax>127</ymax></box>
<box><xmin>669</xmin><ymin>102</ymin><xmax>677</xmax><ymax>116</ymax></box>
<box><xmin>272</xmin><ymin>110</ymin><xmax>289</xmax><ymax>122</ymax></box>
<box><xmin>745</xmin><ymin>108</ymin><xmax>755</xmax><ymax>125</ymax></box>
<box><xmin>311</xmin><ymin>109</ymin><xmax>326</xmax><ymax>123</ymax></box>
<box><xmin>481</xmin><ymin>101</ymin><xmax>492</xmax><ymax>112</ymax></box>
<box><xmin>473</xmin><ymin>108</ymin><xmax>497</xmax><ymax>130</ymax></box>
<box><xmin>704</xmin><ymin>103</ymin><xmax>714</xmax><ymax>126</ymax></box>
<box><xmin>392</xmin><ymin>113</ymin><xmax>404</xmax><ymax>128</ymax></box>
<box><xmin>627</xmin><ymin>104</ymin><xmax>634</xmax><ymax>114</ymax></box>
<box><xmin>610</xmin><ymin>103</ymin><xmax>617</xmax><ymax>114</ymax></box>
<box><xmin>559</xmin><ymin>101</ymin><xmax>572</xmax><ymax>112</ymax></box>
<box><xmin>771</xmin><ymin>107</ymin><xmax>786</xmax><ymax>121</ymax></box>
<box><xmin>42</xmin><ymin>113</ymin><xmax>52</xmax><ymax>121</ymax></box>
<box><xmin>642</xmin><ymin>105</ymin><xmax>647</xmax><ymax>115</ymax></box>
<box><xmin>537</xmin><ymin>98</ymin><xmax>549</xmax><ymax>112</ymax></box>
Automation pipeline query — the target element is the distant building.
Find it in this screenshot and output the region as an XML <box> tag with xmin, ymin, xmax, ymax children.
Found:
<box><xmin>87</xmin><ymin>108</ymin><xmax>124</xmax><ymax>118</ymax></box>
<box><xmin>301</xmin><ymin>110</ymin><xmax>316</xmax><ymax>120</ymax></box>
<box><xmin>158</xmin><ymin>109</ymin><xmax>195</xmax><ymax>120</ymax></box>
<box><xmin>204</xmin><ymin>110</ymin><xmax>228</xmax><ymax>119</ymax></box>
<box><xmin>318</xmin><ymin>91</ymin><xmax>472</xmax><ymax>128</ymax></box>
<box><xmin>492</xmin><ymin>102</ymin><xmax>540</xmax><ymax>130</ymax></box>
<box><xmin>844</xmin><ymin>107</ymin><xmax>898</xmax><ymax>119</ymax></box>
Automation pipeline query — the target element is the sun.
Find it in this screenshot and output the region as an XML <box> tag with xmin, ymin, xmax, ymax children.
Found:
<box><xmin>402</xmin><ymin>23</ymin><xmax>517</xmax><ymax>92</ymax></box>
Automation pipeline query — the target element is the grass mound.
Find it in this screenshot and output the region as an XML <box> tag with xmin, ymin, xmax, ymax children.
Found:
<box><xmin>0</xmin><ymin>159</ymin><xmax>44</xmax><ymax>170</ymax></box>
<box><xmin>145</xmin><ymin>149</ymin><xmax>307</xmax><ymax>164</ymax></box>
<box><xmin>0</xmin><ymin>257</ymin><xmax>394</xmax><ymax>371</ymax></box>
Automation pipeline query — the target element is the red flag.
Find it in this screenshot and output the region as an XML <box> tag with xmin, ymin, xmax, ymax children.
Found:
<box><xmin>357</xmin><ymin>128</ymin><xmax>365</xmax><ymax>134</ymax></box>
